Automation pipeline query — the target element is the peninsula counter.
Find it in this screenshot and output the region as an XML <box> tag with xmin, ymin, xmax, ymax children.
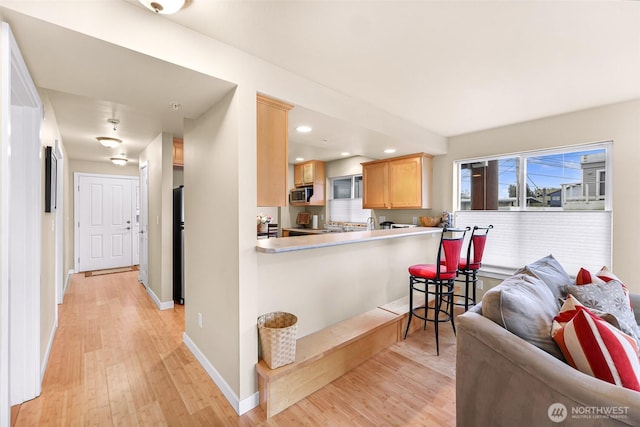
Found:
<box><xmin>256</xmin><ymin>227</ymin><xmax>443</xmax><ymax>254</ymax></box>
<box><xmin>256</xmin><ymin>227</ymin><xmax>443</xmax><ymax>338</ymax></box>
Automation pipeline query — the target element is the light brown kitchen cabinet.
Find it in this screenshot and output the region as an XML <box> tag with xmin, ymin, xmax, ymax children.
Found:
<box><xmin>294</xmin><ymin>160</ymin><xmax>325</xmax><ymax>187</ymax></box>
<box><xmin>292</xmin><ymin>160</ymin><xmax>326</xmax><ymax>206</ymax></box>
<box><xmin>173</xmin><ymin>138</ymin><xmax>184</xmax><ymax>167</ymax></box>
<box><xmin>257</xmin><ymin>94</ymin><xmax>293</xmax><ymax>207</ymax></box>
<box><xmin>362</xmin><ymin>153</ymin><xmax>433</xmax><ymax>209</ymax></box>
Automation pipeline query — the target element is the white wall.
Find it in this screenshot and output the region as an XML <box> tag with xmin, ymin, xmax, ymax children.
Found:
<box><xmin>434</xmin><ymin>99</ymin><xmax>640</xmax><ymax>292</ymax></box>
<box><xmin>139</xmin><ymin>133</ymin><xmax>174</xmax><ymax>305</ymax></box>
<box><xmin>183</xmin><ymin>88</ymin><xmax>243</xmax><ymax>397</ymax></box>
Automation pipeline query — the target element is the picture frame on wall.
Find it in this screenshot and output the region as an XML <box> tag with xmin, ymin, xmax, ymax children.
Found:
<box><xmin>45</xmin><ymin>146</ymin><xmax>56</xmax><ymax>212</ymax></box>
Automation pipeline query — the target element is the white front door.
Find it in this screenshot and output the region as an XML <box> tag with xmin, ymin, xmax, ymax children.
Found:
<box><xmin>76</xmin><ymin>175</ymin><xmax>135</xmax><ymax>272</ymax></box>
<box><xmin>139</xmin><ymin>164</ymin><xmax>149</xmax><ymax>286</ymax></box>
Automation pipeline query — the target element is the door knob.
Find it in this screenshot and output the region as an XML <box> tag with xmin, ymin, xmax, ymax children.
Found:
<box><xmin>126</xmin><ymin>226</ymin><xmax>131</xmax><ymax>230</ymax></box>
<box><xmin>126</xmin><ymin>220</ymin><xmax>131</xmax><ymax>224</ymax></box>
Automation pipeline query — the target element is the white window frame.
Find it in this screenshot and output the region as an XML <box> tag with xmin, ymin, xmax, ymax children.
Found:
<box><xmin>455</xmin><ymin>141</ymin><xmax>612</xmax><ymax>212</ymax></box>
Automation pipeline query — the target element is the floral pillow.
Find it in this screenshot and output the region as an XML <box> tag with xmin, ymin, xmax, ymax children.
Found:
<box><xmin>597</xmin><ymin>266</ymin><xmax>633</xmax><ymax>310</ymax></box>
<box><xmin>567</xmin><ymin>276</ymin><xmax>640</xmax><ymax>348</ymax></box>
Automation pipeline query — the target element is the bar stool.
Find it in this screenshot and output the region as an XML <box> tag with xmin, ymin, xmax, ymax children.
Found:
<box><xmin>455</xmin><ymin>225</ymin><xmax>493</xmax><ymax>311</ymax></box>
<box><xmin>404</xmin><ymin>226</ymin><xmax>468</xmax><ymax>355</ymax></box>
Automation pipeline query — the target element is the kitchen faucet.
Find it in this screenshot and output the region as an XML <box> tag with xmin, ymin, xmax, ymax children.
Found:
<box><xmin>367</xmin><ymin>217</ymin><xmax>375</xmax><ymax>230</ymax></box>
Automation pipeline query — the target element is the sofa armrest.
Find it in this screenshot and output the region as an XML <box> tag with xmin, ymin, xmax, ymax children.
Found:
<box><xmin>457</xmin><ymin>311</ymin><xmax>640</xmax><ymax>427</ymax></box>
<box><xmin>631</xmin><ymin>293</ymin><xmax>640</xmax><ymax>324</ymax></box>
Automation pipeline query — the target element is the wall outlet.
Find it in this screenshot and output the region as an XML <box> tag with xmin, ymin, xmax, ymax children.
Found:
<box><xmin>476</xmin><ymin>280</ymin><xmax>484</xmax><ymax>290</ymax></box>
<box><xmin>412</xmin><ymin>216</ymin><xmax>418</xmax><ymax>225</ymax></box>
<box><xmin>198</xmin><ymin>312</ymin><xmax>203</xmax><ymax>328</ymax></box>
<box><xmin>379</xmin><ymin>216</ymin><xmax>386</xmax><ymax>223</ymax></box>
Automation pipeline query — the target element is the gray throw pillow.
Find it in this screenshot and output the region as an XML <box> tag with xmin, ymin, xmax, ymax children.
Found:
<box><xmin>566</xmin><ymin>279</ymin><xmax>640</xmax><ymax>347</ymax></box>
<box><xmin>515</xmin><ymin>254</ymin><xmax>572</xmax><ymax>309</ymax></box>
<box><xmin>482</xmin><ymin>273</ymin><xmax>564</xmax><ymax>360</ymax></box>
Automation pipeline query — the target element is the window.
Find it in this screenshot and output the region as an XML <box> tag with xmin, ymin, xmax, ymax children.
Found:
<box><xmin>329</xmin><ymin>175</ymin><xmax>370</xmax><ymax>222</ymax></box>
<box><xmin>454</xmin><ymin>142</ymin><xmax>612</xmax><ymax>274</ymax></box>
<box><xmin>457</xmin><ymin>145</ymin><xmax>609</xmax><ymax>211</ymax></box>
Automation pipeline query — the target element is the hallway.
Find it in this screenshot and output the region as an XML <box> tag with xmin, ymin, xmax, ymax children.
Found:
<box><xmin>13</xmin><ymin>271</ymin><xmax>456</xmax><ymax>426</ymax></box>
<box><xmin>13</xmin><ymin>271</ymin><xmax>248</xmax><ymax>426</ymax></box>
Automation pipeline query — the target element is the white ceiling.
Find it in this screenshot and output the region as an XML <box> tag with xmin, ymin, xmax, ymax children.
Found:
<box><xmin>3</xmin><ymin>1</ymin><xmax>640</xmax><ymax>165</ymax></box>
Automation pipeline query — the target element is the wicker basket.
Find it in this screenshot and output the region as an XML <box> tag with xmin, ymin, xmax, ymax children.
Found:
<box><xmin>257</xmin><ymin>312</ymin><xmax>298</xmax><ymax>369</ymax></box>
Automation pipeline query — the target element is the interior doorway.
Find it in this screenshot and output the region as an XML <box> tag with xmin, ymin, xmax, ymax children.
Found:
<box><xmin>1</xmin><ymin>22</ymin><xmax>43</xmax><ymax>418</ymax></box>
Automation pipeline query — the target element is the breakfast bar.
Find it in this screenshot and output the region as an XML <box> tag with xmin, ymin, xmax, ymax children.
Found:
<box><xmin>255</xmin><ymin>226</ymin><xmax>443</xmax><ymax>338</ymax></box>
<box><xmin>256</xmin><ymin>226</ymin><xmax>443</xmax><ymax>254</ymax></box>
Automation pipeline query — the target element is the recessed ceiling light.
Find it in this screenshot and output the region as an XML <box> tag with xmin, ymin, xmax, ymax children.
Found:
<box><xmin>296</xmin><ymin>125</ymin><xmax>312</xmax><ymax>133</ymax></box>
<box><xmin>341</xmin><ymin>152</ymin><xmax>350</xmax><ymax>156</ymax></box>
<box><xmin>384</xmin><ymin>148</ymin><xmax>396</xmax><ymax>154</ymax></box>
<box><xmin>97</xmin><ymin>137</ymin><xmax>122</xmax><ymax>148</ymax></box>
<box><xmin>295</xmin><ymin>157</ymin><xmax>305</xmax><ymax>162</ymax></box>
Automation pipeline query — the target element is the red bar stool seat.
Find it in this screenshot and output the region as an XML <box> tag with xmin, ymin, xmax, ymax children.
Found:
<box><xmin>404</xmin><ymin>227</ymin><xmax>468</xmax><ymax>355</ymax></box>
<box><xmin>455</xmin><ymin>225</ymin><xmax>493</xmax><ymax>311</ymax></box>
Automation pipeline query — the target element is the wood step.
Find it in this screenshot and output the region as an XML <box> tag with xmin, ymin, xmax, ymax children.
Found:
<box><xmin>256</xmin><ymin>307</ymin><xmax>402</xmax><ymax>418</ymax></box>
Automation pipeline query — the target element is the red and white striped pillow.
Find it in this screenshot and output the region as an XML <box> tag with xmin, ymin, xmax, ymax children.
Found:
<box><xmin>552</xmin><ymin>296</ymin><xmax>640</xmax><ymax>391</ymax></box>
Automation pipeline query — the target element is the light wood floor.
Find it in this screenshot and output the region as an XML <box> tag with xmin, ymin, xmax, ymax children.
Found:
<box><xmin>13</xmin><ymin>271</ymin><xmax>456</xmax><ymax>426</ymax></box>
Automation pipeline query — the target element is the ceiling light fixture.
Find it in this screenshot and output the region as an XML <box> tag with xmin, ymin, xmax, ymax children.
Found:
<box><xmin>296</xmin><ymin>125</ymin><xmax>312</xmax><ymax>133</ymax></box>
<box><xmin>384</xmin><ymin>148</ymin><xmax>397</xmax><ymax>154</ymax></box>
<box><xmin>341</xmin><ymin>152</ymin><xmax>350</xmax><ymax>156</ymax></box>
<box><xmin>107</xmin><ymin>118</ymin><xmax>120</xmax><ymax>132</ymax></box>
<box><xmin>295</xmin><ymin>157</ymin><xmax>305</xmax><ymax>162</ymax></box>
<box><xmin>138</xmin><ymin>0</ymin><xmax>191</xmax><ymax>14</ymax></box>
<box><xmin>97</xmin><ymin>137</ymin><xmax>122</xmax><ymax>148</ymax></box>
<box><xmin>110</xmin><ymin>154</ymin><xmax>128</xmax><ymax>166</ymax></box>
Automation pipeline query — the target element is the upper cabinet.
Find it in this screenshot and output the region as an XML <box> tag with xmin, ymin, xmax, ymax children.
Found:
<box><xmin>292</xmin><ymin>160</ymin><xmax>326</xmax><ymax>206</ymax></box>
<box><xmin>294</xmin><ymin>160</ymin><xmax>325</xmax><ymax>187</ymax></box>
<box><xmin>173</xmin><ymin>138</ymin><xmax>184</xmax><ymax>167</ymax></box>
<box><xmin>362</xmin><ymin>153</ymin><xmax>433</xmax><ymax>209</ymax></box>
<box><xmin>257</xmin><ymin>94</ymin><xmax>293</xmax><ymax>207</ymax></box>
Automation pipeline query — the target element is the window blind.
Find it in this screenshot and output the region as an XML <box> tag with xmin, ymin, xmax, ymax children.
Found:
<box><xmin>455</xmin><ymin>210</ymin><xmax>612</xmax><ymax>276</ymax></box>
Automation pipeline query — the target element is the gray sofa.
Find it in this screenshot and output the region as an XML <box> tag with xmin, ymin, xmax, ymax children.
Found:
<box><xmin>457</xmin><ymin>290</ymin><xmax>640</xmax><ymax>426</ymax></box>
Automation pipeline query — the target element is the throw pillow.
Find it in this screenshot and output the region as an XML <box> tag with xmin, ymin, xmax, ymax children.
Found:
<box><xmin>575</xmin><ymin>267</ymin><xmax>606</xmax><ymax>286</ymax></box>
<box><xmin>515</xmin><ymin>254</ymin><xmax>572</xmax><ymax>308</ymax></box>
<box><xmin>597</xmin><ymin>266</ymin><xmax>633</xmax><ymax>310</ymax></box>
<box><xmin>566</xmin><ymin>279</ymin><xmax>640</xmax><ymax>348</ymax></box>
<box><xmin>551</xmin><ymin>301</ymin><xmax>640</xmax><ymax>392</ymax></box>
<box><xmin>482</xmin><ymin>273</ymin><xmax>564</xmax><ymax>360</ymax></box>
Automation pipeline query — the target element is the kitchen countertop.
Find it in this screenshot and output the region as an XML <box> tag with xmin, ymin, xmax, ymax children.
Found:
<box><xmin>256</xmin><ymin>227</ymin><xmax>443</xmax><ymax>254</ymax></box>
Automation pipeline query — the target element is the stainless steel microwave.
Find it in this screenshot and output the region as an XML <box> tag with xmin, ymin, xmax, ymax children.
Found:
<box><xmin>290</xmin><ymin>187</ymin><xmax>313</xmax><ymax>204</ymax></box>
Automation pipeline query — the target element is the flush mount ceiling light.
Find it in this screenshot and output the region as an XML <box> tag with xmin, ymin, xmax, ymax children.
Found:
<box><xmin>341</xmin><ymin>152</ymin><xmax>350</xmax><ymax>156</ymax></box>
<box><xmin>97</xmin><ymin>137</ymin><xmax>122</xmax><ymax>148</ymax></box>
<box><xmin>295</xmin><ymin>157</ymin><xmax>304</xmax><ymax>162</ymax></box>
<box><xmin>296</xmin><ymin>125</ymin><xmax>312</xmax><ymax>133</ymax></box>
<box><xmin>138</xmin><ymin>0</ymin><xmax>191</xmax><ymax>14</ymax></box>
<box><xmin>384</xmin><ymin>148</ymin><xmax>397</xmax><ymax>154</ymax></box>
<box><xmin>110</xmin><ymin>154</ymin><xmax>128</xmax><ymax>166</ymax></box>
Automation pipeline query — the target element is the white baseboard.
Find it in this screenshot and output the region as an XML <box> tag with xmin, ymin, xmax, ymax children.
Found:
<box><xmin>41</xmin><ymin>318</ymin><xmax>57</xmax><ymax>382</ymax></box>
<box><xmin>182</xmin><ymin>332</ymin><xmax>259</xmax><ymax>415</ymax></box>
<box><xmin>146</xmin><ymin>286</ymin><xmax>174</xmax><ymax>310</ymax></box>
<box><xmin>64</xmin><ymin>269</ymin><xmax>74</xmax><ymax>294</ymax></box>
